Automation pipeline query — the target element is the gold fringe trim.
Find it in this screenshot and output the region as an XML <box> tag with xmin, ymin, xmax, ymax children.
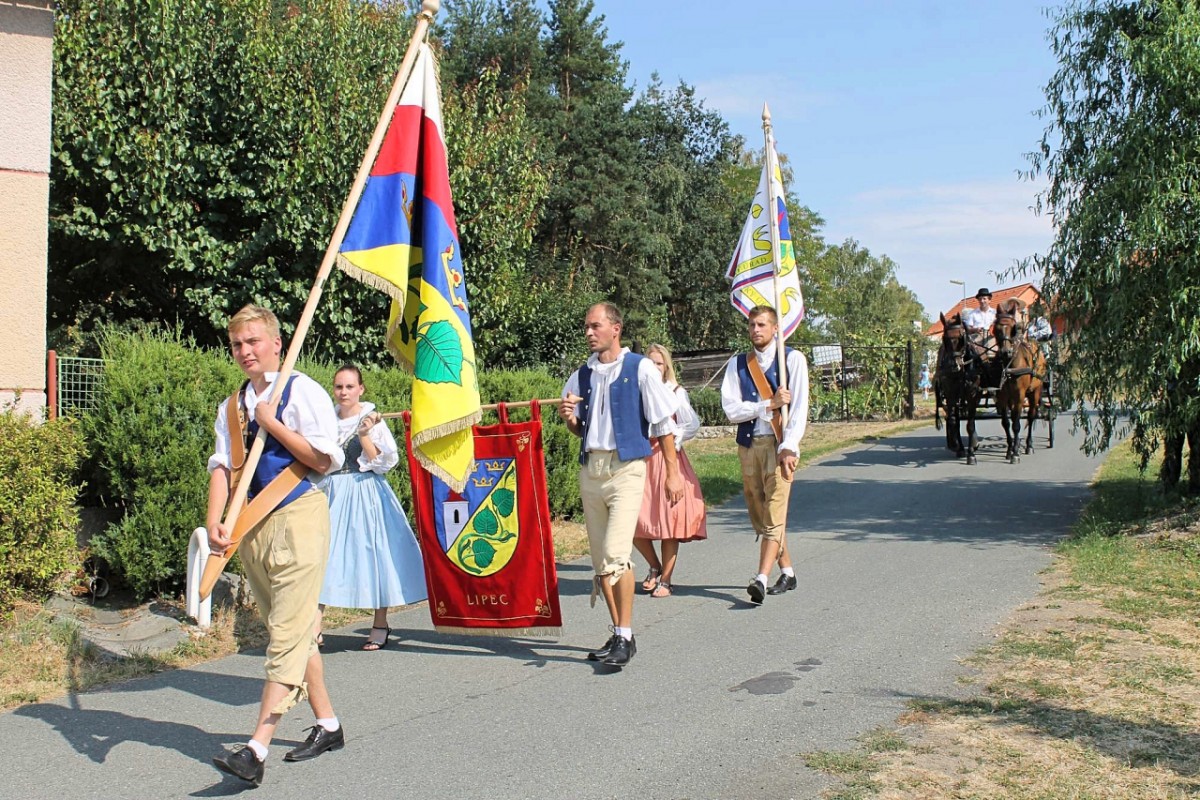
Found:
<box><xmin>335</xmin><ymin>255</ymin><xmax>407</xmax><ymax>303</ymax></box>
<box><xmin>411</xmin><ymin>409</ymin><xmax>483</xmax><ymax>493</ymax></box>
<box><xmin>433</xmin><ymin>625</ymin><xmax>562</xmax><ymax>639</ymax></box>
<box><xmin>410</xmin><ymin>410</ymin><xmax>482</xmax><ymax>449</ymax></box>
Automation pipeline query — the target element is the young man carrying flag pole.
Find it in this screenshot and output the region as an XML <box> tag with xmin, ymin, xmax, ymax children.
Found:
<box><xmin>201</xmin><ymin>0</ymin><xmax>461</xmax><ymax>785</ymax></box>
<box><xmin>721</xmin><ymin>103</ymin><xmax>810</xmax><ymax>605</ymax></box>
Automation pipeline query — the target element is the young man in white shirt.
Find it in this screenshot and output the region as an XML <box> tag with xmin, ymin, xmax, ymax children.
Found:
<box><xmin>720</xmin><ymin>305</ymin><xmax>809</xmax><ymax>604</ymax></box>
<box><xmin>963</xmin><ymin>288</ymin><xmax>997</xmax><ymax>359</ymax></box>
<box><xmin>207</xmin><ymin>305</ymin><xmax>346</xmax><ymax>786</ymax></box>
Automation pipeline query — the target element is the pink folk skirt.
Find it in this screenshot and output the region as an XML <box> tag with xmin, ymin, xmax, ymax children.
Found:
<box><xmin>635</xmin><ymin>441</ymin><xmax>708</xmax><ymax>542</ymax></box>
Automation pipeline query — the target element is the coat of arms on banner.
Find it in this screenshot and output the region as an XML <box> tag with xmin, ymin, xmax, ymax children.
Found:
<box><xmin>435</xmin><ymin>458</ymin><xmax>518</xmax><ymax>576</ymax></box>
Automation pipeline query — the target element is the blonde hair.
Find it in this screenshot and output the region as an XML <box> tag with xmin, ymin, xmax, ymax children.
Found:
<box><xmin>646</xmin><ymin>343</ymin><xmax>677</xmax><ymax>385</ymax></box>
<box><xmin>227</xmin><ymin>304</ymin><xmax>281</xmax><ymax>339</ymax></box>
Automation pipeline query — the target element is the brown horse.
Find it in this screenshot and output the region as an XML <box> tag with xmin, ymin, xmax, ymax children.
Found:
<box><xmin>934</xmin><ymin>312</ymin><xmax>983</xmax><ymax>464</ymax></box>
<box><xmin>993</xmin><ymin>301</ymin><xmax>1047</xmax><ymax>463</ymax></box>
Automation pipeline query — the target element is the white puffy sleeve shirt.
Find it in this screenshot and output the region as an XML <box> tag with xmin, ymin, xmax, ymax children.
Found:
<box><xmin>562</xmin><ymin>349</ymin><xmax>679</xmax><ymax>453</ymax></box>
<box><xmin>207</xmin><ymin>371</ymin><xmax>344</xmax><ymax>477</ymax></box>
<box><xmin>671</xmin><ymin>384</ymin><xmax>701</xmax><ymax>450</ymax></box>
<box><xmin>336</xmin><ymin>402</ymin><xmax>400</xmax><ymax>475</ymax></box>
<box><xmin>720</xmin><ymin>347</ymin><xmax>809</xmax><ymax>455</ymax></box>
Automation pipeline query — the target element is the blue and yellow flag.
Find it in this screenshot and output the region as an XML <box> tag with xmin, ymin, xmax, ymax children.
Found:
<box><xmin>337</xmin><ymin>43</ymin><xmax>481</xmax><ymax>491</ymax></box>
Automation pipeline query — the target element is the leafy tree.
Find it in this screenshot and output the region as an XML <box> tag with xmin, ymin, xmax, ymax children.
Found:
<box><xmin>437</xmin><ymin>0</ymin><xmax>544</xmax><ymax>92</ymax></box>
<box><xmin>631</xmin><ymin>79</ymin><xmax>745</xmax><ymax>350</ymax></box>
<box><xmin>1028</xmin><ymin>0</ymin><xmax>1200</xmax><ymax>489</ymax></box>
<box><xmin>50</xmin><ymin>0</ymin><xmax>551</xmax><ymax>369</ymax></box>
<box><xmin>534</xmin><ymin>0</ymin><xmax>667</xmax><ymax>333</ymax></box>
<box><xmin>807</xmin><ymin>238</ymin><xmax>922</xmax><ymax>344</ymax></box>
<box><xmin>50</xmin><ymin>0</ymin><xmax>416</xmax><ymax>362</ymax></box>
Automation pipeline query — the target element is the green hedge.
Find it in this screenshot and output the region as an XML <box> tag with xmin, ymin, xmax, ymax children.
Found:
<box><xmin>82</xmin><ymin>329</ymin><xmax>583</xmax><ymax>600</ymax></box>
<box><xmin>689</xmin><ymin>387</ymin><xmax>726</xmax><ymax>427</ymax></box>
<box><xmin>0</xmin><ymin>411</ymin><xmax>85</xmax><ymax>611</ymax></box>
<box><xmin>82</xmin><ymin>327</ymin><xmax>244</xmax><ymax>598</ymax></box>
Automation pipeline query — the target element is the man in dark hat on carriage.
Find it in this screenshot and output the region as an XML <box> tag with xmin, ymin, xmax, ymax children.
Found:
<box><xmin>963</xmin><ymin>287</ymin><xmax>997</xmax><ymax>361</ymax></box>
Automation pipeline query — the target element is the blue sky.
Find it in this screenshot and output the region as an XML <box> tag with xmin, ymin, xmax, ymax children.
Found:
<box><xmin>594</xmin><ymin>0</ymin><xmax>1062</xmax><ymax>320</ymax></box>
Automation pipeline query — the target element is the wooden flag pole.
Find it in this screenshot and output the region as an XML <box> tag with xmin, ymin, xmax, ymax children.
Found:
<box><xmin>199</xmin><ymin>0</ymin><xmax>443</xmax><ymax>601</ymax></box>
<box><xmin>762</xmin><ymin>103</ymin><xmax>789</xmax><ymax>428</ymax></box>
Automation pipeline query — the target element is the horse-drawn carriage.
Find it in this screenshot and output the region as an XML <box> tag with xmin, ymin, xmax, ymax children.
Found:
<box><xmin>933</xmin><ymin>299</ymin><xmax>1057</xmax><ymax>464</ymax></box>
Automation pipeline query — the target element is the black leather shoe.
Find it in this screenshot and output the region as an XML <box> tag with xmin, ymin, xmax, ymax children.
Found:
<box><xmin>284</xmin><ymin>725</ymin><xmax>345</xmax><ymax>762</ymax></box>
<box><xmin>586</xmin><ymin>632</ymin><xmax>618</xmax><ymax>661</ymax></box>
<box><xmin>767</xmin><ymin>574</ymin><xmax>798</xmax><ymax>595</ymax></box>
<box><xmin>213</xmin><ymin>746</ymin><xmax>264</xmax><ymax>786</ymax></box>
<box><xmin>603</xmin><ymin>636</ymin><xmax>636</xmax><ymax>666</ymax></box>
<box><xmin>747</xmin><ymin>577</ymin><xmax>767</xmax><ymax>605</ymax></box>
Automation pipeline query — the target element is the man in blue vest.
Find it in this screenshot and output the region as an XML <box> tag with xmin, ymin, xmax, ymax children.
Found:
<box><xmin>720</xmin><ymin>305</ymin><xmax>809</xmax><ymax>604</ymax></box>
<box><xmin>559</xmin><ymin>302</ymin><xmax>683</xmax><ymax>666</ymax></box>
<box><xmin>207</xmin><ymin>305</ymin><xmax>346</xmax><ymax>786</ymax></box>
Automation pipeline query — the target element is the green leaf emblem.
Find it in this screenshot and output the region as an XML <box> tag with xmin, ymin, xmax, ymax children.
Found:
<box><xmin>471</xmin><ymin>538</ymin><xmax>496</xmax><ymax>568</ymax></box>
<box><xmin>415</xmin><ymin>320</ymin><xmax>464</xmax><ymax>385</ymax></box>
<box><xmin>492</xmin><ymin>487</ymin><xmax>515</xmax><ymax>517</ymax></box>
<box><xmin>474</xmin><ymin>507</ymin><xmax>498</xmax><ymax>537</ymax></box>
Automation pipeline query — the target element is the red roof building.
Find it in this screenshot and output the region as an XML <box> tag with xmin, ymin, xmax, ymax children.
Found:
<box><xmin>925</xmin><ymin>282</ymin><xmax>1063</xmax><ymax>339</ymax></box>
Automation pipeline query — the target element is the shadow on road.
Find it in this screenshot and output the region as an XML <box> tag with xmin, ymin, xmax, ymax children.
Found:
<box><xmin>13</xmin><ymin>699</ymin><xmax>243</xmax><ymax>766</ymax></box>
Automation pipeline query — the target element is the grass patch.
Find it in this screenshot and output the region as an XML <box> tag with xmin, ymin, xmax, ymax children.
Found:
<box><xmin>859</xmin><ymin>726</ymin><xmax>909</xmax><ymax>754</ymax></box>
<box><xmin>987</xmin><ymin>629</ymin><xmax>1085</xmax><ymax>662</ymax></box>
<box><xmin>688</xmin><ymin>418</ymin><xmax>930</xmax><ymax>508</ymax></box>
<box><xmin>1072</xmin><ymin>616</ymin><xmax>1148</xmax><ymax>633</ymax></box>
<box><xmin>809</xmin><ymin>439</ymin><xmax>1200</xmax><ymax>799</ymax></box>
<box><xmin>804</xmin><ymin>750</ymin><xmax>877</xmax><ymax>775</ymax></box>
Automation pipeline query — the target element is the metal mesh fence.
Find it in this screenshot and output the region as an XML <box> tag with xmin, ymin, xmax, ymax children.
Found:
<box><xmin>56</xmin><ymin>356</ymin><xmax>105</xmax><ymax>418</ymax></box>
<box><xmin>676</xmin><ymin>342</ymin><xmax>915</xmax><ymax>423</ymax></box>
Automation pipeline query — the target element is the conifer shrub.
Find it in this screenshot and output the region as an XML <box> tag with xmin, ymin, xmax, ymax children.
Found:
<box><xmin>689</xmin><ymin>387</ymin><xmax>727</xmax><ymax>427</ymax></box>
<box><xmin>0</xmin><ymin>411</ymin><xmax>86</xmax><ymax>611</ymax></box>
<box><xmin>83</xmin><ymin>327</ymin><xmax>242</xmax><ymax>599</ymax></box>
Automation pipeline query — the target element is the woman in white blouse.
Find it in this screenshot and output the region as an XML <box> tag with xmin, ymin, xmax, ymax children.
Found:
<box><xmin>633</xmin><ymin>344</ymin><xmax>708</xmax><ymax>597</ymax></box>
<box><xmin>315</xmin><ymin>366</ymin><xmax>426</xmax><ymax>650</ymax></box>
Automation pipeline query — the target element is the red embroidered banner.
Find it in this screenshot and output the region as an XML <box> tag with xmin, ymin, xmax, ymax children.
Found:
<box><xmin>403</xmin><ymin>403</ymin><xmax>562</xmax><ymax>636</ymax></box>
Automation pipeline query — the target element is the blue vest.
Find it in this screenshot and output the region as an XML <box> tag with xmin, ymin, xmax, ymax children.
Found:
<box><xmin>734</xmin><ymin>349</ymin><xmax>794</xmax><ymax>448</ymax></box>
<box><xmin>576</xmin><ymin>354</ymin><xmax>653</xmax><ymax>465</ymax></box>
<box><xmin>245</xmin><ymin>375</ymin><xmax>313</xmax><ymax>509</ymax></box>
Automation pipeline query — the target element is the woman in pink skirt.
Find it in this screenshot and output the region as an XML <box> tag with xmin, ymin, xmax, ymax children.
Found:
<box><xmin>635</xmin><ymin>344</ymin><xmax>707</xmax><ymax>597</ymax></box>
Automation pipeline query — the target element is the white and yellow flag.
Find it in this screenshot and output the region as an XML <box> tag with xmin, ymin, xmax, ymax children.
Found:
<box><xmin>726</xmin><ymin>145</ymin><xmax>805</xmax><ymax>339</ymax></box>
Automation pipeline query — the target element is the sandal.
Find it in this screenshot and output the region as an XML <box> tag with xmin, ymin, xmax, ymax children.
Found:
<box><xmin>361</xmin><ymin>626</ymin><xmax>391</xmax><ymax>651</ymax></box>
<box><xmin>651</xmin><ymin>581</ymin><xmax>672</xmax><ymax>598</ymax></box>
<box><xmin>316</xmin><ymin>632</ymin><xmax>324</xmax><ymax>649</ymax></box>
<box><xmin>641</xmin><ymin>568</ymin><xmax>661</xmax><ymax>593</ymax></box>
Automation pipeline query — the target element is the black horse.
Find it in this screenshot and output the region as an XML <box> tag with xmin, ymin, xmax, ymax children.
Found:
<box><xmin>934</xmin><ymin>313</ymin><xmax>984</xmax><ymax>464</ymax></box>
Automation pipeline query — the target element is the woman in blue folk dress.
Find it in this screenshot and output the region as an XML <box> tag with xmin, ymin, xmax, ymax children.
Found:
<box><xmin>315</xmin><ymin>365</ymin><xmax>426</xmax><ymax>651</ymax></box>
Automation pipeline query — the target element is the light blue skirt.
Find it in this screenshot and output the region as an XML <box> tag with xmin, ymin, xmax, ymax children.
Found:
<box><xmin>319</xmin><ymin>471</ymin><xmax>428</xmax><ymax>609</ymax></box>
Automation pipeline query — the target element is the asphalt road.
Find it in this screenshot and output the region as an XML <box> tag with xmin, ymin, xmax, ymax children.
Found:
<box><xmin>0</xmin><ymin>414</ymin><xmax>1106</xmax><ymax>800</ymax></box>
